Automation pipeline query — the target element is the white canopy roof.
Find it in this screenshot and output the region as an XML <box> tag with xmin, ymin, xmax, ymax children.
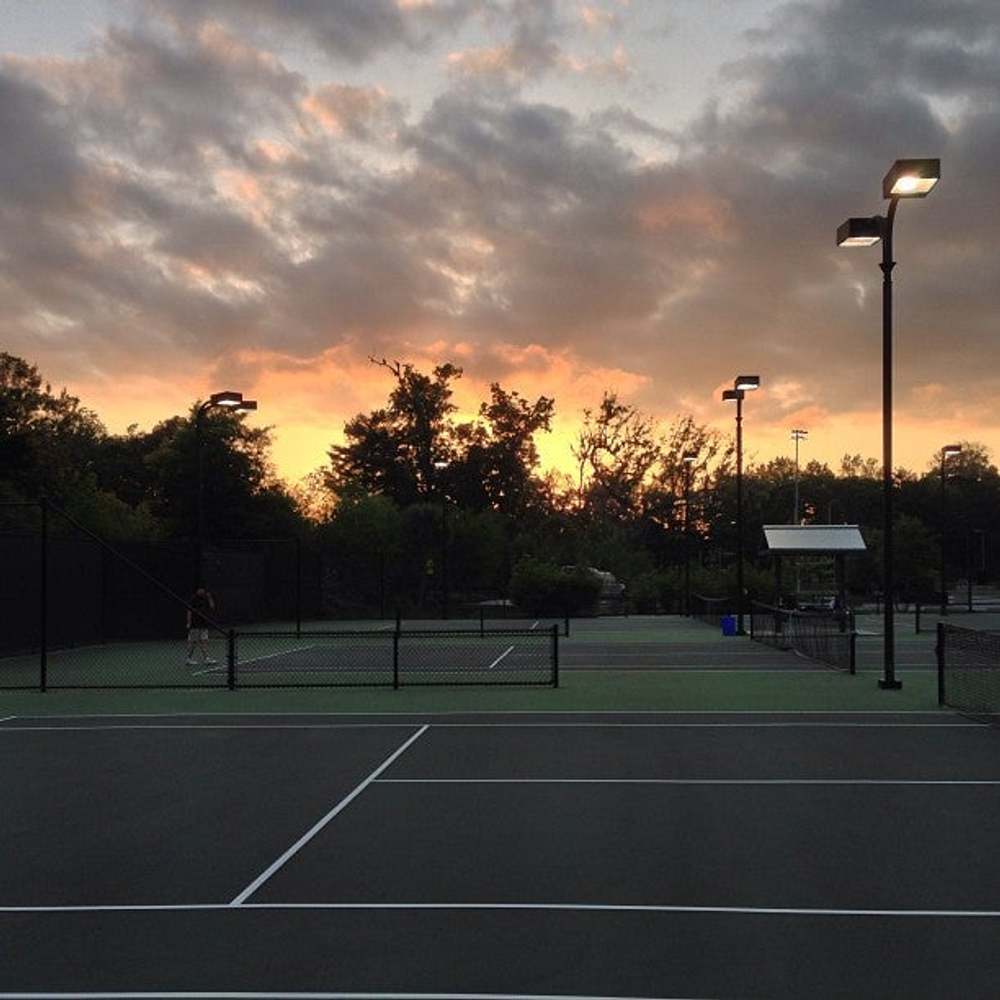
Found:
<box><xmin>762</xmin><ymin>524</ymin><xmax>866</xmax><ymax>554</ymax></box>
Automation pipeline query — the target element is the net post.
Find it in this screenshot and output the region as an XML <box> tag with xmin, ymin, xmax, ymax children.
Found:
<box><xmin>227</xmin><ymin>629</ymin><xmax>236</xmax><ymax>690</ymax></box>
<box><xmin>39</xmin><ymin>497</ymin><xmax>48</xmax><ymax>693</ymax></box>
<box><xmin>936</xmin><ymin>622</ymin><xmax>945</xmax><ymax>706</ymax></box>
<box><xmin>392</xmin><ymin>629</ymin><xmax>400</xmax><ymax>690</ymax></box>
<box><xmin>551</xmin><ymin>623</ymin><xmax>559</xmax><ymax>688</ymax></box>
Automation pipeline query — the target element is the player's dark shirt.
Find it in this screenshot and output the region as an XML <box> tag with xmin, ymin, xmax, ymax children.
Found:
<box><xmin>189</xmin><ymin>592</ymin><xmax>213</xmax><ymax>628</ymax></box>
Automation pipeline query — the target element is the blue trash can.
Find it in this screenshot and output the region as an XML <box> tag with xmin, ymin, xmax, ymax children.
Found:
<box><xmin>721</xmin><ymin>615</ymin><xmax>737</xmax><ymax>636</ymax></box>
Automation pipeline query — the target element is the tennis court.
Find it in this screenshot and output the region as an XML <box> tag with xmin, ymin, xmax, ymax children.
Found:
<box><xmin>1</xmin><ymin>708</ymin><xmax>998</xmax><ymax>998</ymax></box>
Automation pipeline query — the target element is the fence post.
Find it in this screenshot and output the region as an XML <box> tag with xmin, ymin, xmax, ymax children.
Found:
<box><xmin>39</xmin><ymin>497</ymin><xmax>48</xmax><ymax>693</ymax></box>
<box><xmin>564</xmin><ymin>610</ymin><xmax>570</xmax><ymax>637</ymax></box>
<box><xmin>395</xmin><ymin>607</ymin><xmax>402</xmax><ymax>634</ymax></box>
<box><xmin>915</xmin><ymin>601</ymin><xmax>921</xmax><ymax>634</ymax></box>
<box><xmin>480</xmin><ymin>606</ymin><xmax>485</xmax><ymax>637</ymax></box>
<box><xmin>393</xmin><ymin>629</ymin><xmax>400</xmax><ymax>690</ymax></box>
<box><xmin>551</xmin><ymin>623</ymin><xmax>559</xmax><ymax>688</ymax></box>
<box><xmin>936</xmin><ymin>622</ymin><xmax>945</xmax><ymax>706</ymax></box>
<box><xmin>295</xmin><ymin>537</ymin><xmax>302</xmax><ymax>638</ymax></box>
<box><xmin>227</xmin><ymin>630</ymin><xmax>236</xmax><ymax>690</ymax></box>
<box><xmin>849</xmin><ymin>629</ymin><xmax>856</xmax><ymax>676</ymax></box>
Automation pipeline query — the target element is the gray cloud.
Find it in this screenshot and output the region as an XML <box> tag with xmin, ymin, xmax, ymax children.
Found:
<box><xmin>2</xmin><ymin>0</ymin><xmax>999</xmax><ymax>460</ymax></box>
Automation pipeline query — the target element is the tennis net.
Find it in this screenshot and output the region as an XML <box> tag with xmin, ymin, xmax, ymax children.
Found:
<box><xmin>750</xmin><ymin>602</ymin><xmax>856</xmax><ymax>673</ymax></box>
<box><xmin>690</xmin><ymin>593</ymin><xmax>732</xmax><ymax>628</ymax></box>
<box><xmin>937</xmin><ymin>623</ymin><xmax>1000</xmax><ymax>722</ymax></box>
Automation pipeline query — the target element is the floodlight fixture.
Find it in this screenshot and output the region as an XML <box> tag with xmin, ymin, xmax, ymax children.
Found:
<box><xmin>433</xmin><ymin>460</ymin><xmax>450</xmax><ymax>470</ymax></box>
<box><xmin>837</xmin><ymin>217</ymin><xmax>882</xmax><ymax>247</ymax></box>
<box><xmin>682</xmin><ymin>451</ymin><xmax>698</xmax><ymax>464</ymax></box>
<box><xmin>237</xmin><ymin>399</ymin><xmax>257</xmax><ymax>412</ymax></box>
<box><xmin>209</xmin><ymin>390</ymin><xmax>243</xmax><ymax>407</ymax></box>
<box><xmin>734</xmin><ymin>375</ymin><xmax>760</xmax><ymax>391</ymax></box>
<box><xmin>791</xmin><ymin>428</ymin><xmax>808</xmax><ymax>440</ymax></box>
<box><xmin>882</xmin><ymin>158</ymin><xmax>940</xmax><ymax>199</ymax></box>
<box><xmin>942</xmin><ymin>444</ymin><xmax>962</xmax><ymax>458</ymax></box>
<box><xmin>722</xmin><ymin>388</ymin><xmax>742</xmax><ymax>402</ymax></box>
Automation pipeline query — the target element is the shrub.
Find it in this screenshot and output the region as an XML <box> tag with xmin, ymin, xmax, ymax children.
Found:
<box><xmin>510</xmin><ymin>558</ymin><xmax>602</xmax><ymax>616</ymax></box>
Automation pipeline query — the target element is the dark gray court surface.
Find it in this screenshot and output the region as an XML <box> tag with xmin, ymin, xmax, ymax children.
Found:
<box><xmin>1</xmin><ymin>710</ymin><xmax>999</xmax><ymax>999</ymax></box>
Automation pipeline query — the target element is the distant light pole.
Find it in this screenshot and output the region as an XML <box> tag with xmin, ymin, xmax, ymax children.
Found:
<box><xmin>723</xmin><ymin>375</ymin><xmax>760</xmax><ymax>634</ymax></box>
<box><xmin>791</xmin><ymin>429</ymin><xmax>808</xmax><ymax>524</ymax></box>
<box><xmin>939</xmin><ymin>444</ymin><xmax>962</xmax><ymax>615</ymax></box>
<box><xmin>434</xmin><ymin>459</ymin><xmax>450</xmax><ymax>619</ymax></box>
<box><xmin>196</xmin><ymin>391</ymin><xmax>257</xmax><ymax>584</ymax></box>
<box><xmin>837</xmin><ymin>157</ymin><xmax>940</xmax><ymax>690</ymax></box>
<box><xmin>682</xmin><ymin>450</ymin><xmax>698</xmax><ymax>615</ymax></box>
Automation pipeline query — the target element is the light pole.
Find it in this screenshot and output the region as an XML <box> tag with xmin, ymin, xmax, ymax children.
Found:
<box><xmin>837</xmin><ymin>157</ymin><xmax>940</xmax><ymax>690</ymax></box>
<box><xmin>939</xmin><ymin>444</ymin><xmax>961</xmax><ymax>615</ymax></box>
<box><xmin>433</xmin><ymin>460</ymin><xmax>450</xmax><ymax>619</ymax></box>
<box><xmin>723</xmin><ymin>375</ymin><xmax>760</xmax><ymax>634</ymax></box>
<box><xmin>195</xmin><ymin>391</ymin><xmax>257</xmax><ymax>585</ymax></box>
<box><xmin>791</xmin><ymin>428</ymin><xmax>808</xmax><ymax>524</ymax></box>
<box><xmin>682</xmin><ymin>451</ymin><xmax>698</xmax><ymax>616</ymax></box>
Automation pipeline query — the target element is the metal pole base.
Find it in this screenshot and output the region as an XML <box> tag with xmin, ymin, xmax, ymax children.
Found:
<box><xmin>878</xmin><ymin>678</ymin><xmax>903</xmax><ymax>690</ymax></box>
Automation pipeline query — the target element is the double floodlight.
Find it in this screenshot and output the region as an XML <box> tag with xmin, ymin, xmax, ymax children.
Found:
<box><xmin>208</xmin><ymin>390</ymin><xmax>257</xmax><ymax>412</ymax></box>
<box><xmin>837</xmin><ymin>159</ymin><xmax>940</xmax><ymax>248</ymax></box>
<box><xmin>882</xmin><ymin>158</ymin><xmax>940</xmax><ymax>199</ymax></box>
<box><xmin>792</xmin><ymin>428</ymin><xmax>808</xmax><ymax>440</ymax></box>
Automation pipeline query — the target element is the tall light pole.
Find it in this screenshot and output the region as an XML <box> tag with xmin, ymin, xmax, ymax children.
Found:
<box><xmin>196</xmin><ymin>391</ymin><xmax>257</xmax><ymax>585</ymax></box>
<box><xmin>837</xmin><ymin>157</ymin><xmax>940</xmax><ymax>690</ymax></box>
<box><xmin>682</xmin><ymin>450</ymin><xmax>698</xmax><ymax>616</ymax></box>
<box><xmin>940</xmin><ymin>444</ymin><xmax>961</xmax><ymax>615</ymax></box>
<box><xmin>434</xmin><ymin>459</ymin><xmax>450</xmax><ymax>619</ymax></box>
<box><xmin>723</xmin><ymin>375</ymin><xmax>760</xmax><ymax>634</ymax></box>
<box><xmin>791</xmin><ymin>428</ymin><xmax>808</xmax><ymax>524</ymax></box>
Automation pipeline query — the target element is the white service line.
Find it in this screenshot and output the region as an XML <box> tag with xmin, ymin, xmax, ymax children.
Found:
<box><xmin>0</xmin><ymin>724</ymin><xmax>417</xmax><ymax>733</ymax></box>
<box><xmin>229</xmin><ymin>725</ymin><xmax>429</xmax><ymax>905</ymax></box>
<box><xmin>0</xmin><ymin>901</ymin><xmax>998</xmax><ymax>918</ymax></box>
<box><xmin>487</xmin><ymin>645</ymin><xmax>515</xmax><ymax>670</ymax></box>
<box><xmin>377</xmin><ymin>778</ymin><xmax>1000</xmax><ymax>786</ymax></box>
<box><xmin>0</xmin><ymin>992</ymin><xmax>708</xmax><ymax>1000</ymax></box>
<box><xmin>193</xmin><ymin>643</ymin><xmax>321</xmax><ymax>676</ymax></box>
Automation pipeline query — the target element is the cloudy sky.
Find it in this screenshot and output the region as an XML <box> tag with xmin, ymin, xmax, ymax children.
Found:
<box><xmin>2</xmin><ymin>0</ymin><xmax>997</xmax><ymax>484</ymax></box>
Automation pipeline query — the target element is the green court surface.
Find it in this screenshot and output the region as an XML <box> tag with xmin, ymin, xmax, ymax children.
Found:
<box><xmin>0</xmin><ymin>613</ymin><xmax>950</xmax><ymax>716</ymax></box>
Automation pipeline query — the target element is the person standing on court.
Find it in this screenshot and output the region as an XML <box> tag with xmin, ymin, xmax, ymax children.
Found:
<box><xmin>186</xmin><ymin>586</ymin><xmax>217</xmax><ymax>667</ymax></box>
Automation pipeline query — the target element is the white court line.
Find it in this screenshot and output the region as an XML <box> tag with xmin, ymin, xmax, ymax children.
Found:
<box><xmin>530</xmin><ymin>620</ymin><xmax>540</xmax><ymax>630</ymax></box>
<box><xmin>0</xmin><ymin>722</ymin><xmax>986</xmax><ymax>731</ymax></box>
<box><xmin>0</xmin><ymin>993</ymin><xmax>707</xmax><ymax>1000</ymax></box>
<box><xmin>193</xmin><ymin>643</ymin><xmax>322</xmax><ymax>676</ymax></box>
<box><xmin>377</xmin><ymin>778</ymin><xmax>1000</xmax><ymax>786</ymax></box>
<box><xmin>487</xmin><ymin>645</ymin><xmax>515</xmax><ymax>670</ymax></box>
<box><xmin>0</xmin><ymin>716</ymin><xmax>15</xmax><ymax>724</ymax></box>
<box><xmin>1</xmin><ymin>901</ymin><xmax>998</xmax><ymax>918</ymax></box>
<box><xmin>229</xmin><ymin>725</ymin><xmax>429</xmax><ymax>905</ymax></box>
<box><xmin>0</xmin><ymin>724</ymin><xmax>416</xmax><ymax>732</ymax></box>
<box><xmin>5</xmin><ymin>710</ymin><xmax>959</xmax><ymax>717</ymax></box>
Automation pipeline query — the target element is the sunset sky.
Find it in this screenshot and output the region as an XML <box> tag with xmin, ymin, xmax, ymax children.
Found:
<box><xmin>2</xmin><ymin>0</ymin><xmax>997</xmax><ymax>485</ymax></box>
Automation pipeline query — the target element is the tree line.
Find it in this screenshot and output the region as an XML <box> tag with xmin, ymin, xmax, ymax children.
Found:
<box><xmin>2</xmin><ymin>350</ymin><xmax>997</xmax><ymax>614</ymax></box>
